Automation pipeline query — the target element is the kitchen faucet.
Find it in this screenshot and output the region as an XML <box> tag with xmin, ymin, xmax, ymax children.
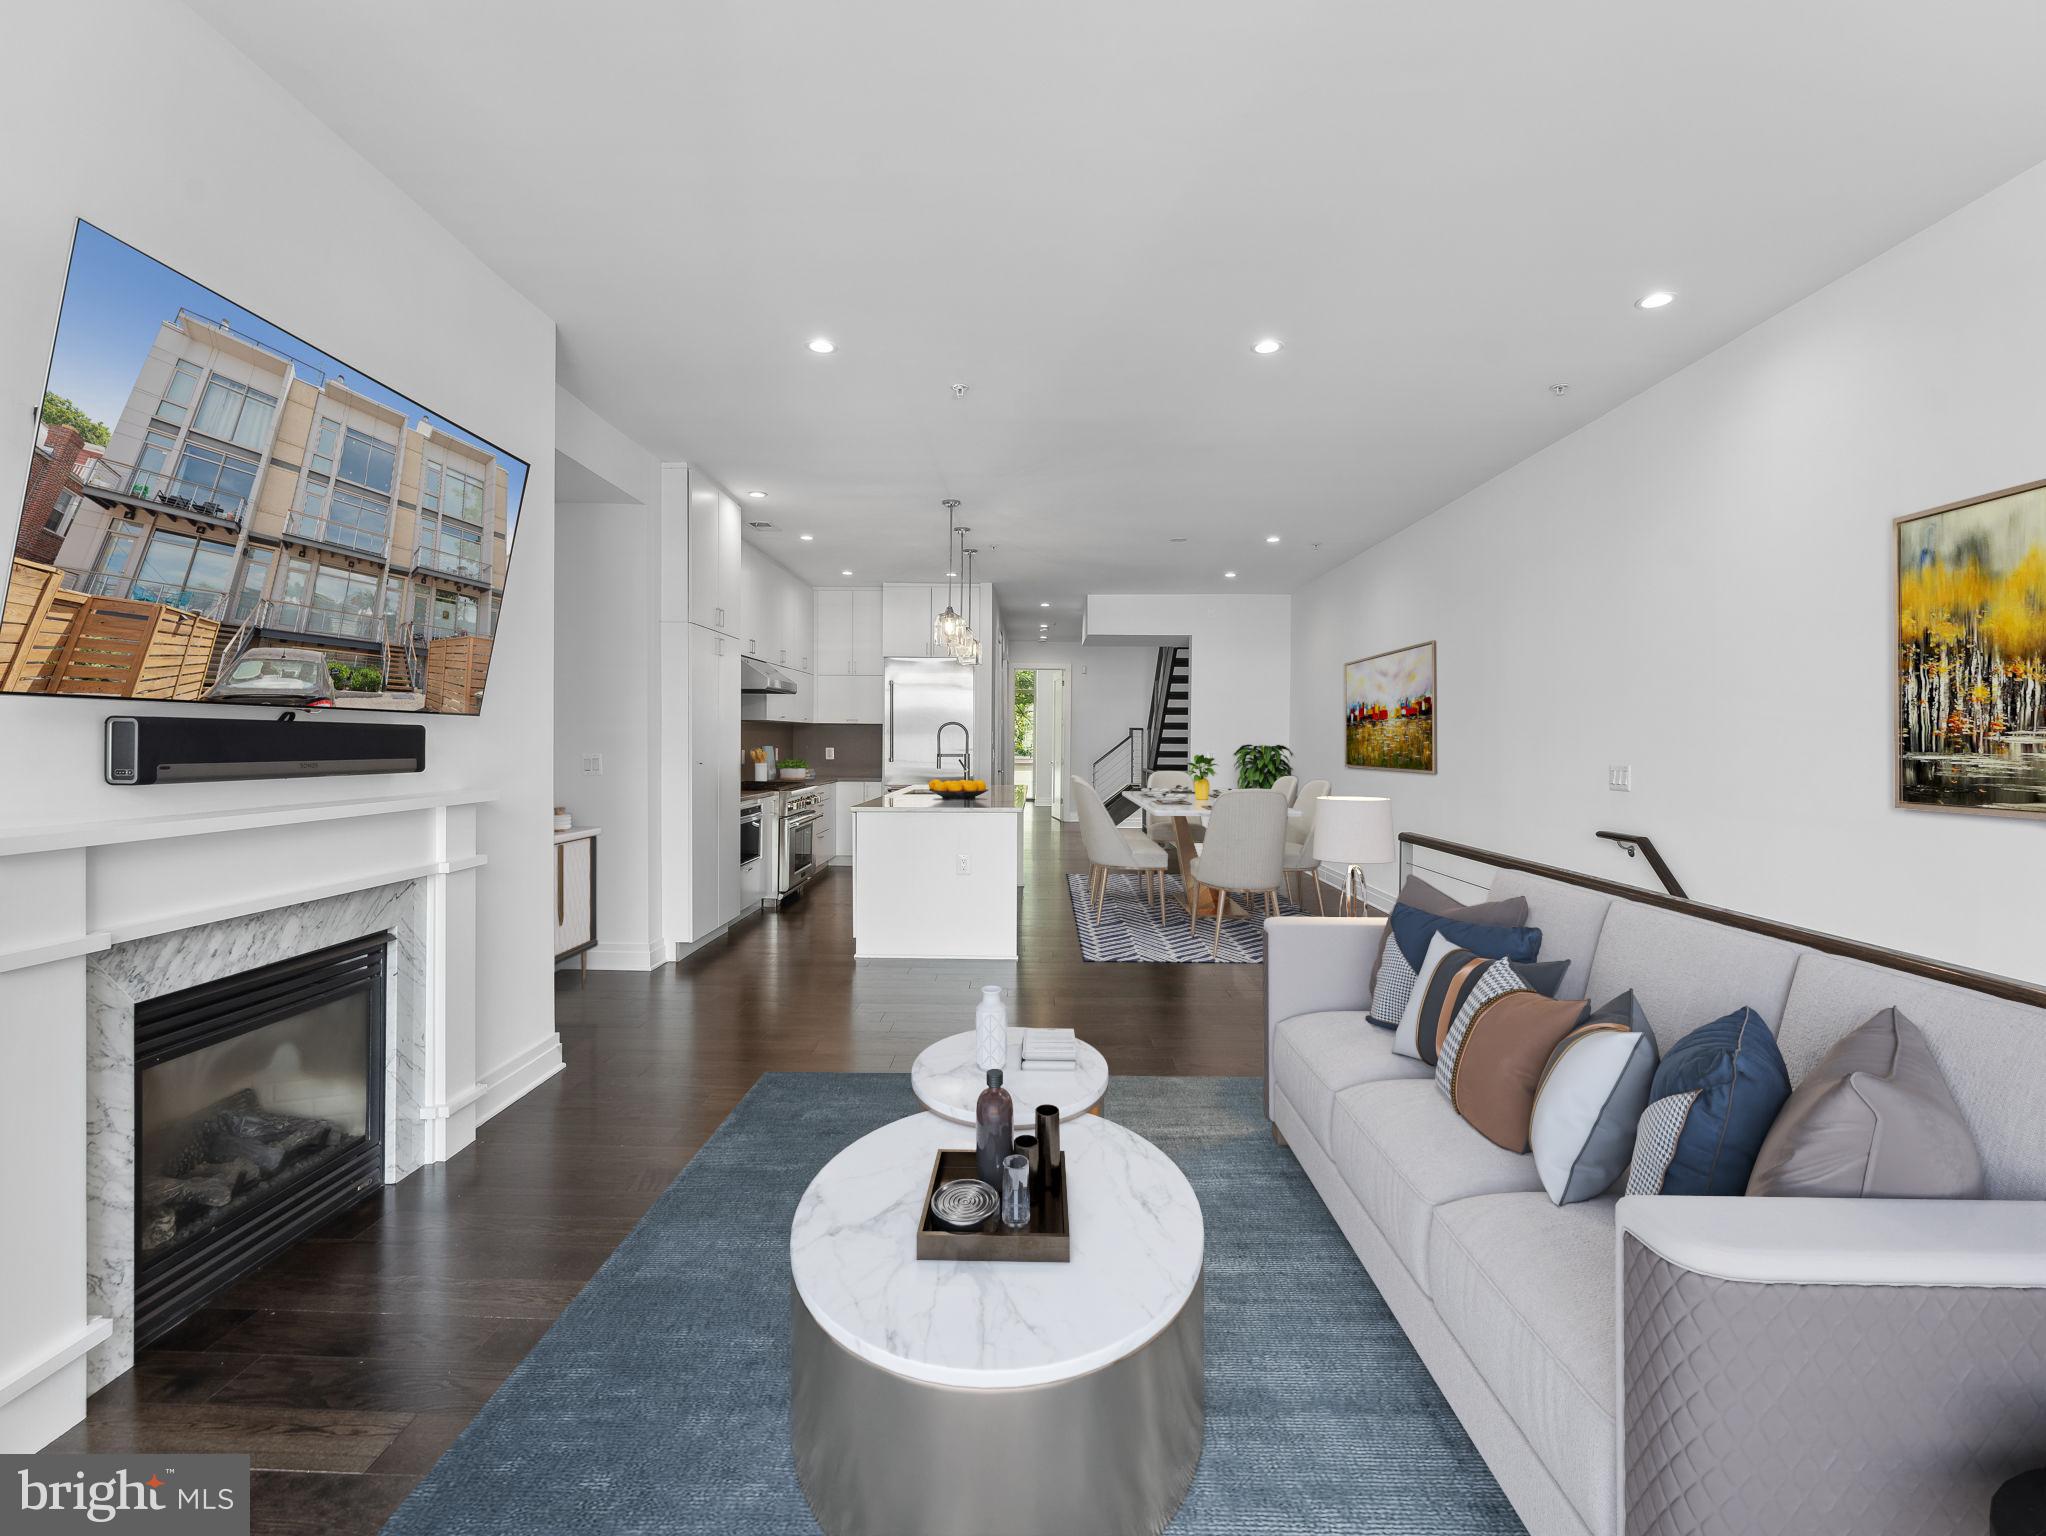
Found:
<box><xmin>935</xmin><ymin>721</ymin><xmax>971</xmax><ymax>777</ymax></box>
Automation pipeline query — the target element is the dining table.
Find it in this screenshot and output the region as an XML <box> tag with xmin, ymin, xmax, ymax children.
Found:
<box><xmin>1124</xmin><ymin>788</ymin><xmax>1301</xmax><ymax>919</ymax></box>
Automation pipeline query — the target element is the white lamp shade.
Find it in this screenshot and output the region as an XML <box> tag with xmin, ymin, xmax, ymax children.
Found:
<box><xmin>1314</xmin><ymin>796</ymin><xmax>1395</xmax><ymax>865</ymax></box>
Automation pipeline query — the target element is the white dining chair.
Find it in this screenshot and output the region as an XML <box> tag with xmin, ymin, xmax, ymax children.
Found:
<box><xmin>1186</xmin><ymin>788</ymin><xmax>1287</xmax><ymax>954</ymax></box>
<box><xmin>1283</xmin><ymin>779</ymin><xmax>1330</xmax><ymax>910</ymax></box>
<box><xmin>1074</xmin><ymin>779</ymin><xmax>1169</xmax><ymax>921</ymax></box>
<box><xmin>1270</xmin><ymin>774</ymin><xmax>1298</xmax><ymax>805</ymax></box>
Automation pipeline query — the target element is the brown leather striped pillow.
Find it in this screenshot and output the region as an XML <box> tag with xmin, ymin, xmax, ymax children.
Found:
<box><xmin>1439</xmin><ymin>989</ymin><xmax>1592</xmax><ymax>1153</ymax></box>
<box><xmin>1409</xmin><ymin>947</ymin><xmax>1572</xmax><ymax>1067</ymax></box>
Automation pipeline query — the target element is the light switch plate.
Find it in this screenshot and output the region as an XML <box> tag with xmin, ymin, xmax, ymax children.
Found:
<box><xmin>1608</xmin><ymin>764</ymin><xmax>1632</xmax><ymax>792</ymax></box>
<box><xmin>956</xmin><ymin>853</ymin><xmax>971</xmax><ymax>875</ymax></box>
<box><xmin>582</xmin><ymin>754</ymin><xmax>604</xmax><ymax>775</ymax></box>
<box><xmin>825</xmin><ymin>747</ymin><xmax>835</xmax><ymax>760</ymax></box>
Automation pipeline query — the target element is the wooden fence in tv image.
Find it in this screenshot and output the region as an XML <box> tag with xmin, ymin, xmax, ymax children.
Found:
<box><xmin>2</xmin><ymin>558</ymin><xmax>220</xmax><ymax>698</ymax></box>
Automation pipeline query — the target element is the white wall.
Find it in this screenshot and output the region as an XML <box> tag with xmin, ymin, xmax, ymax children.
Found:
<box><xmin>1291</xmin><ymin>160</ymin><xmax>2046</xmax><ymax>986</ymax></box>
<box><xmin>1083</xmin><ymin>593</ymin><xmax>1293</xmax><ymax>781</ymax></box>
<box><xmin>0</xmin><ymin>2</ymin><xmax>559</xmax><ymax>1087</ymax></box>
<box><xmin>554</xmin><ymin>390</ymin><xmax>665</xmax><ymax>968</ymax></box>
<box><xmin>1009</xmin><ymin>639</ymin><xmax>1157</xmax><ymax>812</ymax></box>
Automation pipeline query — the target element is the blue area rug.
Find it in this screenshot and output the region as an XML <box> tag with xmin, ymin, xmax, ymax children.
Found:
<box><xmin>382</xmin><ymin>1074</ymin><xmax>1524</xmax><ymax>1535</ymax></box>
<box><xmin>1069</xmin><ymin>872</ymin><xmax>1303</xmax><ymax>962</ymax></box>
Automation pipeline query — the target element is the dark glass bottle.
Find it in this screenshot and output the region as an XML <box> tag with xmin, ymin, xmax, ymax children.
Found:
<box><xmin>976</xmin><ymin>1068</ymin><xmax>1014</xmax><ymax>1188</ymax></box>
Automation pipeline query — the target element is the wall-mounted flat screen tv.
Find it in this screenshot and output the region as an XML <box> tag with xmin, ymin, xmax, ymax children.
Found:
<box><xmin>9</xmin><ymin>221</ymin><xmax>526</xmax><ymax>716</ymax></box>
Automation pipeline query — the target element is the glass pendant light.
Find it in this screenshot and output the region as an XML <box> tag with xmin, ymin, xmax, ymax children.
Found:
<box><xmin>933</xmin><ymin>500</ymin><xmax>964</xmax><ymax>648</ymax></box>
<box><xmin>953</xmin><ymin>546</ymin><xmax>982</xmax><ymax>664</ymax></box>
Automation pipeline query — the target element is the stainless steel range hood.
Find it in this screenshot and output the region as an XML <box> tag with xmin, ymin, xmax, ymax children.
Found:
<box><xmin>740</xmin><ymin>656</ymin><xmax>798</xmax><ymax>695</ymax></box>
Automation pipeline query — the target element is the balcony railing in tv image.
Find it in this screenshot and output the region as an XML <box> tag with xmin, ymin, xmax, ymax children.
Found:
<box><xmin>70</xmin><ymin>571</ymin><xmax>230</xmax><ymax>620</ymax></box>
<box><xmin>79</xmin><ymin>457</ymin><xmax>249</xmax><ymax>527</ymax></box>
<box><xmin>257</xmin><ymin>600</ymin><xmax>384</xmax><ymax>644</ymax></box>
<box><xmin>286</xmin><ymin>508</ymin><xmax>391</xmax><ymax>558</ymax></box>
<box><xmin>410</xmin><ymin>540</ymin><xmax>490</xmax><ymax>584</ymax></box>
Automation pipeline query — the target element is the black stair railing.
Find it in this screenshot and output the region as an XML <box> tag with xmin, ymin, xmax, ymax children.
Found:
<box><xmin>1594</xmin><ymin>831</ymin><xmax>1686</xmax><ymax>899</ymax></box>
<box><xmin>1092</xmin><ymin>727</ymin><xmax>1145</xmax><ymax>798</ymax></box>
<box><xmin>1144</xmin><ymin>646</ymin><xmax>1176</xmax><ymax>774</ymax></box>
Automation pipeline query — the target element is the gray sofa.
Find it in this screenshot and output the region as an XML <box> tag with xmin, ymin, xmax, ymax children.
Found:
<box><xmin>1264</xmin><ymin>867</ymin><xmax>2046</xmax><ymax>1536</ymax></box>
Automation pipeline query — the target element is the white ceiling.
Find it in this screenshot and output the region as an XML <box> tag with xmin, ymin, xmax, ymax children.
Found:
<box><xmin>190</xmin><ymin>0</ymin><xmax>2046</xmax><ymax>636</ymax></box>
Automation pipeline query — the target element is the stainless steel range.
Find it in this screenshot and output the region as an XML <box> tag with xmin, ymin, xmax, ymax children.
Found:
<box><xmin>778</xmin><ymin>786</ymin><xmax>824</xmax><ymax>900</ymax></box>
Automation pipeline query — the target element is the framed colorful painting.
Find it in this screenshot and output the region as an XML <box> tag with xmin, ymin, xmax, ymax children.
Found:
<box><xmin>1344</xmin><ymin>641</ymin><xmax>1435</xmax><ymax>773</ymax></box>
<box><xmin>1896</xmin><ymin>481</ymin><xmax>2046</xmax><ymax>818</ymax></box>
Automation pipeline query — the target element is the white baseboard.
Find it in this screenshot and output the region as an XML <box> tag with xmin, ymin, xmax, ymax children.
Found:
<box><xmin>0</xmin><ymin>1316</ymin><xmax>110</xmax><ymax>1453</ymax></box>
<box><xmin>559</xmin><ymin>939</ymin><xmax>668</xmax><ymax>972</ymax></box>
<box><xmin>473</xmin><ymin>1033</ymin><xmax>566</xmax><ymax>1126</ymax></box>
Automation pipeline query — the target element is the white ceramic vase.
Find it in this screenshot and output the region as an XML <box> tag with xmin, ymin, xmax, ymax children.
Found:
<box><xmin>974</xmin><ymin>985</ymin><xmax>1007</xmax><ymax>1071</ymax></box>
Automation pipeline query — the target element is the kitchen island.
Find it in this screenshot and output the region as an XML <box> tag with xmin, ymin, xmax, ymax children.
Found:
<box><xmin>849</xmin><ymin>785</ymin><xmax>1024</xmax><ymax>959</ymax></box>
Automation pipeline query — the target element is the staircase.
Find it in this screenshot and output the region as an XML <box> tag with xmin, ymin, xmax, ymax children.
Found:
<box><xmin>382</xmin><ymin>629</ymin><xmax>415</xmax><ymax>693</ymax></box>
<box><xmin>1150</xmin><ymin>646</ymin><xmax>1190</xmax><ymax>773</ymax></box>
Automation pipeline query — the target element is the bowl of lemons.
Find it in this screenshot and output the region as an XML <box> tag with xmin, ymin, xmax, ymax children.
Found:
<box><xmin>927</xmin><ymin>777</ymin><xmax>988</xmax><ymax>801</ymax></box>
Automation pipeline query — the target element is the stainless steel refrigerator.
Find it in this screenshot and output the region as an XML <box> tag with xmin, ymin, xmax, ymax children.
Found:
<box><xmin>884</xmin><ymin>657</ymin><xmax>975</xmax><ymax>783</ymax></box>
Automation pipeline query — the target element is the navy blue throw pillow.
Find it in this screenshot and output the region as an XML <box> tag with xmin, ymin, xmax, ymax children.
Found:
<box><xmin>1626</xmin><ymin>1008</ymin><xmax>1790</xmax><ymax>1196</ymax></box>
<box><xmin>1367</xmin><ymin>903</ymin><xmax>1544</xmax><ymax>1029</ymax></box>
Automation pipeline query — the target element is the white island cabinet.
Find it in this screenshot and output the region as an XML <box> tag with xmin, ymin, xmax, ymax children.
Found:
<box><xmin>850</xmin><ymin>786</ymin><xmax>1023</xmax><ymax>959</ymax></box>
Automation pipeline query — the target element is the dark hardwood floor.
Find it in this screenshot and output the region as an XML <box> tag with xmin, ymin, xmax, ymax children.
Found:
<box><xmin>50</xmin><ymin>807</ymin><xmax>1267</xmax><ymax>1533</ymax></box>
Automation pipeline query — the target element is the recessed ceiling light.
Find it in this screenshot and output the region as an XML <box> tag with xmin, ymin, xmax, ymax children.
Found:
<box><xmin>747</xmin><ymin>490</ymin><xmax>767</xmax><ymax>499</ymax></box>
<box><xmin>1253</xmin><ymin>338</ymin><xmax>1283</xmax><ymax>355</ymax></box>
<box><xmin>1635</xmin><ymin>291</ymin><xmax>1675</xmax><ymax>310</ymax></box>
<box><xmin>1265</xmin><ymin>535</ymin><xmax>1280</xmax><ymax>544</ymax></box>
<box><xmin>799</xmin><ymin>533</ymin><xmax>813</xmax><ymax>541</ymax></box>
<box><xmin>1224</xmin><ymin>571</ymin><xmax>1237</xmax><ymax>579</ymax></box>
<box><xmin>947</xmin><ymin>570</ymin><xmax>957</xmax><ymax>578</ymax></box>
<box><xmin>808</xmin><ymin>337</ymin><xmax>836</xmax><ymax>353</ymax></box>
<box><xmin>1039</xmin><ymin>602</ymin><xmax>1050</xmax><ymax>608</ymax></box>
<box><xmin>840</xmin><ymin>569</ymin><xmax>853</xmax><ymax>576</ymax></box>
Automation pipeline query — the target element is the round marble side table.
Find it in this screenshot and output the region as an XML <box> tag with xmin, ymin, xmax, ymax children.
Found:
<box><xmin>789</xmin><ymin>1112</ymin><xmax>1204</xmax><ymax>1536</ymax></box>
<box><xmin>909</xmin><ymin>1028</ymin><xmax>1109</xmax><ymax>1124</ymax></box>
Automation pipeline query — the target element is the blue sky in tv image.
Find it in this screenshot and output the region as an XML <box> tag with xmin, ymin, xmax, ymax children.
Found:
<box><xmin>44</xmin><ymin>221</ymin><xmax>527</xmax><ymax>533</ymax></box>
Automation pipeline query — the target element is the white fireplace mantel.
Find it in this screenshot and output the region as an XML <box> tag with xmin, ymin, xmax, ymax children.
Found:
<box><xmin>0</xmin><ymin>785</ymin><xmax>509</xmax><ymax>1454</ymax></box>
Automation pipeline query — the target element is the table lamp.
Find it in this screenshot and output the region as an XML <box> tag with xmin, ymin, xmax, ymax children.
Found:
<box><xmin>1312</xmin><ymin>797</ymin><xmax>1395</xmax><ymax>917</ymax></box>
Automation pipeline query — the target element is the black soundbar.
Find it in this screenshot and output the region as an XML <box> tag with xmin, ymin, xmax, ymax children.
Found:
<box><xmin>105</xmin><ymin>715</ymin><xmax>427</xmax><ymax>785</ymax></box>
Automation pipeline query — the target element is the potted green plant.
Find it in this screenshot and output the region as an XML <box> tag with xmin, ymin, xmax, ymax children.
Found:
<box><xmin>1188</xmin><ymin>753</ymin><xmax>1217</xmax><ymax>801</ymax></box>
<box><xmin>1234</xmin><ymin>743</ymin><xmax>1293</xmax><ymax>789</ymax></box>
<box><xmin>778</xmin><ymin>757</ymin><xmax>811</xmax><ymax>782</ymax></box>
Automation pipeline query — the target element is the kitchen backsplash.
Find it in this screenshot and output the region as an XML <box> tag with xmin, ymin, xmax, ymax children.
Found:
<box><xmin>740</xmin><ymin>723</ymin><xmax>883</xmax><ymax>779</ymax></box>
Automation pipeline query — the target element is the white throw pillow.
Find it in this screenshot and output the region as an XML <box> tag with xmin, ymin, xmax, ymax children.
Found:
<box><xmin>1392</xmin><ymin>931</ymin><xmax>1463</xmax><ymax>1060</ymax></box>
<box><xmin>1529</xmin><ymin>991</ymin><xmax>1660</xmax><ymax>1205</ymax></box>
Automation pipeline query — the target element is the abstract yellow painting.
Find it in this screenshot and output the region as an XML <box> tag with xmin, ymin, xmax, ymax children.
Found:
<box><xmin>1345</xmin><ymin>641</ymin><xmax>1435</xmax><ymax>773</ymax></box>
<box><xmin>1897</xmin><ymin>482</ymin><xmax>2046</xmax><ymax>816</ymax></box>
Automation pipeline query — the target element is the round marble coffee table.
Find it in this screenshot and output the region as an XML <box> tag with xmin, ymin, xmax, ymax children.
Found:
<box><xmin>789</xmin><ymin>1112</ymin><xmax>1204</xmax><ymax>1536</ymax></box>
<box><xmin>909</xmin><ymin>1028</ymin><xmax>1110</xmax><ymax>1124</ymax></box>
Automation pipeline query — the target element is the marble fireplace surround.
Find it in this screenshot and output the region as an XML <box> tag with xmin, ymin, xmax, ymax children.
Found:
<box><xmin>87</xmin><ymin>882</ymin><xmax>430</xmax><ymax>1391</ymax></box>
<box><xmin>0</xmin><ymin>789</ymin><xmax>553</xmax><ymax>1454</ymax></box>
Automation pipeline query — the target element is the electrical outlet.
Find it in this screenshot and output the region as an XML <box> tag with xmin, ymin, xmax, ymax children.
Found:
<box><xmin>956</xmin><ymin>853</ymin><xmax>971</xmax><ymax>875</ymax></box>
<box><xmin>582</xmin><ymin>754</ymin><xmax>604</xmax><ymax>775</ymax></box>
<box><xmin>825</xmin><ymin>747</ymin><xmax>835</xmax><ymax>761</ymax></box>
<box><xmin>1608</xmin><ymin>764</ymin><xmax>1632</xmax><ymax>792</ymax></box>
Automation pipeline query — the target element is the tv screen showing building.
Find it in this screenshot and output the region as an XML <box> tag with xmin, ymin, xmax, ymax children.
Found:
<box><xmin>8</xmin><ymin>221</ymin><xmax>527</xmax><ymax>716</ymax></box>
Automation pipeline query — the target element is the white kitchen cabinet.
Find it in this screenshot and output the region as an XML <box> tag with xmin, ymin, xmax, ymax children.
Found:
<box><xmin>688</xmin><ymin>472</ymin><xmax>741</xmax><ymax>636</ymax></box>
<box><xmin>850</xmin><ymin>587</ymin><xmax>883</xmax><ymax>673</ymax></box>
<box><xmin>763</xmin><ymin>671</ymin><xmax>814</xmax><ymax>722</ymax></box>
<box><xmin>881</xmin><ymin>583</ymin><xmax>939</xmax><ymax>658</ymax></box>
<box><xmin>813</xmin><ymin>673</ymin><xmax>883</xmax><ymax>724</ymax></box>
<box><xmin>738</xmin><ymin>547</ymin><xmax>767</xmax><ymax>657</ymax></box>
<box><xmin>778</xmin><ymin>569</ymin><xmax>811</xmax><ymax>672</ymax></box>
<box><xmin>814</xmin><ymin>588</ymin><xmax>853</xmax><ymax>674</ymax></box>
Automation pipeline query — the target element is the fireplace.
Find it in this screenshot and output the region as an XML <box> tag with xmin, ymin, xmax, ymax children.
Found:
<box><xmin>133</xmin><ymin>934</ymin><xmax>388</xmax><ymax>1345</ymax></box>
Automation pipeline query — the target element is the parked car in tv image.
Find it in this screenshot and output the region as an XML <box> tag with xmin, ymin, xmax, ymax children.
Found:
<box><xmin>5</xmin><ymin>220</ymin><xmax>525</xmax><ymax>717</ymax></box>
<box><xmin>204</xmin><ymin>647</ymin><xmax>335</xmax><ymax>707</ymax></box>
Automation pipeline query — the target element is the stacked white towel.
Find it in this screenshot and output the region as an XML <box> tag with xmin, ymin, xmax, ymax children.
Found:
<box><xmin>1019</xmin><ymin>1028</ymin><xmax>1080</xmax><ymax>1070</ymax></box>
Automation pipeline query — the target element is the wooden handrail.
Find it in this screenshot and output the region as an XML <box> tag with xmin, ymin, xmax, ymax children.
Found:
<box><xmin>1398</xmin><ymin>831</ymin><xmax>2046</xmax><ymax>1011</ymax></box>
<box><xmin>1595</xmin><ymin>830</ymin><xmax>1686</xmax><ymax>899</ymax></box>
